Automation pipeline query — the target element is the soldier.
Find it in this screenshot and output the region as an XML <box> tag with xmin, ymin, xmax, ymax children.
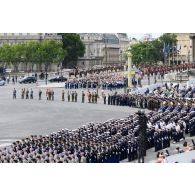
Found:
<box><xmin>75</xmin><ymin>91</ymin><xmax>78</xmax><ymax>102</ymax></box>
<box><xmin>71</xmin><ymin>91</ymin><xmax>74</xmax><ymax>102</ymax></box>
<box><xmin>88</xmin><ymin>91</ymin><xmax>91</xmax><ymax>103</ymax></box>
<box><xmin>48</xmin><ymin>90</ymin><xmax>51</xmax><ymax>100</ymax></box>
<box><xmin>51</xmin><ymin>90</ymin><xmax>54</xmax><ymax>101</ymax></box>
<box><xmin>39</xmin><ymin>89</ymin><xmax>42</xmax><ymax>100</ymax></box>
<box><xmin>68</xmin><ymin>91</ymin><xmax>70</xmax><ymax>102</ymax></box>
<box><xmin>82</xmin><ymin>91</ymin><xmax>85</xmax><ymax>103</ymax></box>
<box><xmin>103</xmin><ymin>94</ymin><xmax>106</xmax><ymax>104</ymax></box>
<box><xmin>13</xmin><ymin>88</ymin><xmax>17</xmax><ymax>99</ymax></box>
<box><xmin>46</xmin><ymin>89</ymin><xmax>49</xmax><ymax>100</ymax></box>
<box><xmin>30</xmin><ymin>89</ymin><xmax>33</xmax><ymax>99</ymax></box>
<box><xmin>92</xmin><ymin>92</ymin><xmax>94</xmax><ymax>103</ymax></box>
<box><xmin>26</xmin><ymin>89</ymin><xmax>29</xmax><ymax>99</ymax></box>
<box><xmin>21</xmin><ymin>89</ymin><xmax>24</xmax><ymax>99</ymax></box>
<box><xmin>108</xmin><ymin>94</ymin><xmax>111</xmax><ymax>105</ymax></box>
<box><xmin>94</xmin><ymin>92</ymin><xmax>98</xmax><ymax>104</ymax></box>
<box><xmin>62</xmin><ymin>90</ymin><xmax>65</xmax><ymax>101</ymax></box>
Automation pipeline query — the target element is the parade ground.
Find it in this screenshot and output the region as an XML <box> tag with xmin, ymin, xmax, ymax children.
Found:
<box><xmin>0</xmin><ymin>82</ymin><xmax>139</xmax><ymax>146</ymax></box>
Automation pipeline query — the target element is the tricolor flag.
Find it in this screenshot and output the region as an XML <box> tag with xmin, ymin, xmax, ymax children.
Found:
<box><xmin>177</xmin><ymin>44</ymin><xmax>181</xmax><ymax>51</ymax></box>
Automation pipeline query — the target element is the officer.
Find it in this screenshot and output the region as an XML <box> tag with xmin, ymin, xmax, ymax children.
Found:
<box><xmin>13</xmin><ymin>88</ymin><xmax>17</xmax><ymax>99</ymax></box>
<box><xmin>82</xmin><ymin>91</ymin><xmax>85</xmax><ymax>103</ymax></box>
<box><xmin>92</xmin><ymin>92</ymin><xmax>94</xmax><ymax>103</ymax></box>
<box><xmin>71</xmin><ymin>91</ymin><xmax>74</xmax><ymax>102</ymax></box>
<box><xmin>88</xmin><ymin>91</ymin><xmax>91</xmax><ymax>103</ymax></box>
<box><xmin>103</xmin><ymin>94</ymin><xmax>106</xmax><ymax>104</ymax></box>
<box><xmin>21</xmin><ymin>89</ymin><xmax>24</xmax><ymax>99</ymax></box>
<box><xmin>30</xmin><ymin>89</ymin><xmax>33</xmax><ymax>99</ymax></box>
<box><xmin>39</xmin><ymin>89</ymin><xmax>42</xmax><ymax>100</ymax></box>
<box><xmin>26</xmin><ymin>89</ymin><xmax>29</xmax><ymax>99</ymax></box>
<box><xmin>94</xmin><ymin>92</ymin><xmax>98</xmax><ymax>104</ymax></box>
<box><xmin>62</xmin><ymin>90</ymin><xmax>65</xmax><ymax>101</ymax></box>
<box><xmin>68</xmin><ymin>91</ymin><xmax>70</xmax><ymax>102</ymax></box>
<box><xmin>75</xmin><ymin>91</ymin><xmax>78</xmax><ymax>102</ymax></box>
<box><xmin>51</xmin><ymin>90</ymin><xmax>54</xmax><ymax>101</ymax></box>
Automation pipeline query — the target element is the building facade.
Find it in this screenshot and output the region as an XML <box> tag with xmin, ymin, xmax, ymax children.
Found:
<box><xmin>77</xmin><ymin>33</ymin><xmax>130</xmax><ymax>69</ymax></box>
<box><xmin>0</xmin><ymin>33</ymin><xmax>62</xmax><ymax>72</ymax></box>
<box><xmin>175</xmin><ymin>33</ymin><xmax>193</xmax><ymax>63</ymax></box>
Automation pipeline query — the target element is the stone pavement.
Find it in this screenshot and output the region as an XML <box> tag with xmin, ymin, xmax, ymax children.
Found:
<box><xmin>0</xmin><ymin>82</ymin><xmax>142</xmax><ymax>146</ymax></box>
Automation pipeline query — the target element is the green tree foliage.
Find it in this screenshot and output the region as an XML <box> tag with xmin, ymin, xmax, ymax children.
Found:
<box><xmin>0</xmin><ymin>39</ymin><xmax>65</xmax><ymax>73</ymax></box>
<box><xmin>129</xmin><ymin>33</ymin><xmax>177</xmax><ymax>65</ymax></box>
<box><xmin>59</xmin><ymin>33</ymin><xmax>85</xmax><ymax>68</ymax></box>
<box><xmin>159</xmin><ymin>33</ymin><xmax>177</xmax><ymax>46</ymax></box>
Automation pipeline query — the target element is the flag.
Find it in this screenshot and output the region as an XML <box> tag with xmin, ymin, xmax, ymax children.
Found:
<box><xmin>163</xmin><ymin>43</ymin><xmax>170</xmax><ymax>53</ymax></box>
<box><xmin>166</xmin><ymin>44</ymin><xmax>170</xmax><ymax>53</ymax></box>
<box><xmin>177</xmin><ymin>44</ymin><xmax>181</xmax><ymax>51</ymax></box>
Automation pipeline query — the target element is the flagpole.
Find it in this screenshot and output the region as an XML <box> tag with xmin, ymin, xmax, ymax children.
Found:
<box><xmin>168</xmin><ymin>52</ymin><xmax>170</xmax><ymax>66</ymax></box>
<box><xmin>164</xmin><ymin>42</ymin><xmax>166</xmax><ymax>65</ymax></box>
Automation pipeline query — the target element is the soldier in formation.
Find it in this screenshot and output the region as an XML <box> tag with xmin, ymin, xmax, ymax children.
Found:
<box><xmin>82</xmin><ymin>91</ymin><xmax>85</xmax><ymax>103</ymax></box>
<box><xmin>13</xmin><ymin>88</ymin><xmax>17</xmax><ymax>99</ymax></box>
<box><xmin>2</xmin><ymin>97</ymin><xmax>195</xmax><ymax>163</ymax></box>
<box><xmin>62</xmin><ymin>90</ymin><xmax>65</xmax><ymax>101</ymax></box>
<box><xmin>30</xmin><ymin>89</ymin><xmax>33</xmax><ymax>99</ymax></box>
<box><xmin>39</xmin><ymin>89</ymin><xmax>42</xmax><ymax>100</ymax></box>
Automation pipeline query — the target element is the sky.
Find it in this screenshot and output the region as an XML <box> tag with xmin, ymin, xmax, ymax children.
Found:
<box><xmin>128</xmin><ymin>33</ymin><xmax>162</xmax><ymax>40</ymax></box>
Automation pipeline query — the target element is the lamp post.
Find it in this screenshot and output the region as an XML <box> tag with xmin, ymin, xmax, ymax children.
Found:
<box><xmin>60</xmin><ymin>62</ymin><xmax>63</xmax><ymax>82</ymax></box>
<box><xmin>120</xmin><ymin>50</ymin><xmax>123</xmax><ymax>66</ymax></box>
<box><xmin>126</xmin><ymin>50</ymin><xmax>135</xmax><ymax>89</ymax></box>
<box><xmin>45</xmin><ymin>64</ymin><xmax>48</xmax><ymax>85</ymax></box>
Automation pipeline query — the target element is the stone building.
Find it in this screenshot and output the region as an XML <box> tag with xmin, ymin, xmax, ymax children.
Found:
<box><xmin>0</xmin><ymin>33</ymin><xmax>62</xmax><ymax>72</ymax></box>
<box><xmin>77</xmin><ymin>33</ymin><xmax>130</xmax><ymax>69</ymax></box>
<box><xmin>175</xmin><ymin>33</ymin><xmax>193</xmax><ymax>63</ymax></box>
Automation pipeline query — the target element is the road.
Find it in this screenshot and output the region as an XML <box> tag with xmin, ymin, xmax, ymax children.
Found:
<box><xmin>0</xmin><ymin>82</ymin><xmax>140</xmax><ymax>146</ymax></box>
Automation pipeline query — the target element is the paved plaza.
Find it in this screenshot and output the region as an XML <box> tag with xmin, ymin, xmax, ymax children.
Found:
<box><xmin>1</xmin><ymin>78</ymin><xmax>195</xmax><ymax>163</ymax></box>
<box><xmin>0</xmin><ymin>82</ymin><xmax>139</xmax><ymax>146</ymax></box>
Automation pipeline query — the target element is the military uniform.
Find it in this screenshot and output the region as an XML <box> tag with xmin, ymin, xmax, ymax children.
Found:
<box><xmin>62</xmin><ymin>90</ymin><xmax>65</xmax><ymax>101</ymax></box>
<box><xmin>68</xmin><ymin>91</ymin><xmax>70</xmax><ymax>102</ymax></box>
<box><xmin>39</xmin><ymin>89</ymin><xmax>42</xmax><ymax>100</ymax></box>
<box><xmin>82</xmin><ymin>91</ymin><xmax>85</xmax><ymax>103</ymax></box>
<box><xmin>75</xmin><ymin>91</ymin><xmax>78</xmax><ymax>102</ymax></box>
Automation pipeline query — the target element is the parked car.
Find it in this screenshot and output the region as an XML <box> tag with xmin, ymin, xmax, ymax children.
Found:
<box><xmin>0</xmin><ymin>79</ymin><xmax>5</xmax><ymax>86</ymax></box>
<box><xmin>19</xmin><ymin>76</ymin><xmax>37</xmax><ymax>84</ymax></box>
<box><xmin>48</xmin><ymin>76</ymin><xmax>67</xmax><ymax>83</ymax></box>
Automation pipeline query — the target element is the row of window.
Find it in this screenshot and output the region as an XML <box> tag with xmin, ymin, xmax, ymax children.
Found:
<box><xmin>0</xmin><ymin>33</ymin><xmax>33</xmax><ymax>36</ymax></box>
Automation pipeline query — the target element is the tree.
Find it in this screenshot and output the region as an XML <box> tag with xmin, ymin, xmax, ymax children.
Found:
<box><xmin>10</xmin><ymin>44</ymin><xmax>24</xmax><ymax>72</ymax></box>
<box><xmin>59</xmin><ymin>33</ymin><xmax>85</xmax><ymax>68</ymax></box>
<box><xmin>38</xmin><ymin>39</ymin><xmax>65</xmax><ymax>84</ymax></box>
<box><xmin>159</xmin><ymin>33</ymin><xmax>177</xmax><ymax>46</ymax></box>
<box><xmin>22</xmin><ymin>41</ymin><xmax>40</xmax><ymax>72</ymax></box>
<box><xmin>129</xmin><ymin>33</ymin><xmax>177</xmax><ymax>66</ymax></box>
<box><xmin>0</xmin><ymin>44</ymin><xmax>13</xmax><ymax>68</ymax></box>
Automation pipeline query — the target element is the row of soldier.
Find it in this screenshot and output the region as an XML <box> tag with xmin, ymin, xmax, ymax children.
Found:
<box><xmin>13</xmin><ymin>88</ymin><xmax>99</xmax><ymax>104</ymax></box>
<box><xmin>142</xmin><ymin>63</ymin><xmax>195</xmax><ymax>76</ymax></box>
<box><xmin>1</xmin><ymin>106</ymin><xmax>195</xmax><ymax>163</ymax></box>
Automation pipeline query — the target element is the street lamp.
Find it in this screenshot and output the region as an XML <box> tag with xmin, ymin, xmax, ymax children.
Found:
<box><xmin>125</xmin><ymin>47</ymin><xmax>135</xmax><ymax>90</ymax></box>
<box><xmin>120</xmin><ymin>50</ymin><xmax>123</xmax><ymax>66</ymax></box>
<box><xmin>60</xmin><ymin>62</ymin><xmax>63</xmax><ymax>82</ymax></box>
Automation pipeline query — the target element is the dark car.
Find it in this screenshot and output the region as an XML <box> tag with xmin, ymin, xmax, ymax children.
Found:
<box><xmin>0</xmin><ymin>79</ymin><xmax>5</xmax><ymax>86</ymax></box>
<box><xmin>19</xmin><ymin>76</ymin><xmax>37</xmax><ymax>84</ymax></box>
<box><xmin>48</xmin><ymin>76</ymin><xmax>67</xmax><ymax>83</ymax></box>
